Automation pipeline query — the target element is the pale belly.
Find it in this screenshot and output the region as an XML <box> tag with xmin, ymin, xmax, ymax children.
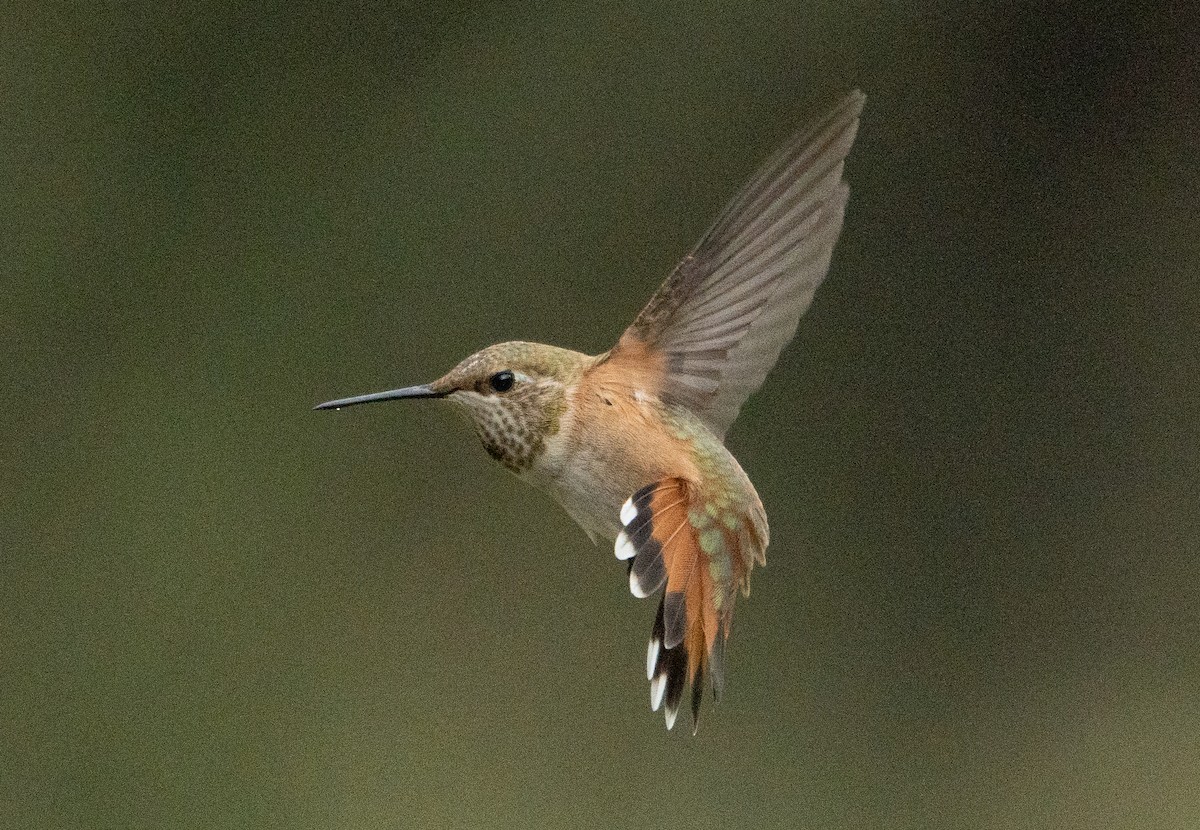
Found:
<box><xmin>520</xmin><ymin>434</ymin><xmax>647</xmax><ymax>542</ymax></box>
<box><xmin>550</xmin><ymin>453</ymin><xmax>653</xmax><ymax>541</ymax></box>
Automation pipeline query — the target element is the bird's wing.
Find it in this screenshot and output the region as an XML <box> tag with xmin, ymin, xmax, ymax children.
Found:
<box><xmin>604</xmin><ymin>90</ymin><xmax>864</xmax><ymax>438</ymax></box>
<box><xmin>615</xmin><ymin>476</ymin><xmax>766</xmax><ymax>733</ymax></box>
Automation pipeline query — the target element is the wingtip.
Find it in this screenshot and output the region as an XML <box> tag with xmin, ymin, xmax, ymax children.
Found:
<box><xmin>839</xmin><ymin>88</ymin><xmax>866</xmax><ymax>119</ymax></box>
<box><xmin>815</xmin><ymin>88</ymin><xmax>865</xmax><ymax>141</ymax></box>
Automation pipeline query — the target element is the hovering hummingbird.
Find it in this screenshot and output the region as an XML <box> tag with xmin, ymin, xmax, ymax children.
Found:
<box><xmin>316</xmin><ymin>90</ymin><xmax>864</xmax><ymax>732</ymax></box>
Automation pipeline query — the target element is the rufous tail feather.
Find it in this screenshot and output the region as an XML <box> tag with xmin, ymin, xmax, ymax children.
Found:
<box><xmin>615</xmin><ymin>477</ymin><xmax>760</xmax><ymax>732</ymax></box>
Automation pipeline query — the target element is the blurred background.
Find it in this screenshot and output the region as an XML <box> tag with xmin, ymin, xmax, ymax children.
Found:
<box><xmin>3</xmin><ymin>1</ymin><xmax>1197</xmax><ymax>828</ymax></box>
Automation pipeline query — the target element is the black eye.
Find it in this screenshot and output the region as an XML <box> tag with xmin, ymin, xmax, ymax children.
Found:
<box><xmin>489</xmin><ymin>371</ymin><xmax>515</xmax><ymax>393</ymax></box>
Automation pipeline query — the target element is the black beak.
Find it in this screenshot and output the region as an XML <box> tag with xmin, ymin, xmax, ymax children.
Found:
<box><xmin>313</xmin><ymin>384</ymin><xmax>447</xmax><ymax>411</ymax></box>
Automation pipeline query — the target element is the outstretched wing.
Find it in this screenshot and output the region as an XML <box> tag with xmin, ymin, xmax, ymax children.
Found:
<box><xmin>615</xmin><ymin>477</ymin><xmax>766</xmax><ymax>732</ymax></box>
<box><xmin>606</xmin><ymin>90</ymin><xmax>864</xmax><ymax>438</ymax></box>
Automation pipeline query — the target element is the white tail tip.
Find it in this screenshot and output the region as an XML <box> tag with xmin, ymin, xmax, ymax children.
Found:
<box><xmin>650</xmin><ymin>672</ymin><xmax>667</xmax><ymax>711</ymax></box>
<box><xmin>629</xmin><ymin>568</ymin><xmax>650</xmax><ymax>598</ymax></box>
<box><xmin>620</xmin><ymin>497</ymin><xmax>638</xmax><ymax>527</ymax></box>
<box><xmin>615</xmin><ymin>530</ymin><xmax>636</xmax><ymax>561</ymax></box>
<box><xmin>646</xmin><ymin>638</ymin><xmax>660</xmax><ymax>680</ymax></box>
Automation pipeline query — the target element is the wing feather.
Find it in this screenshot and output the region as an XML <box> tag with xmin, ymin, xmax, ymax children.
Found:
<box><xmin>607</xmin><ymin>91</ymin><xmax>864</xmax><ymax>437</ymax></box>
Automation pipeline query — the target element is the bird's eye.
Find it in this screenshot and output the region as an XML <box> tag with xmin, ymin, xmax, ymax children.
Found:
<box><xmin>489</xmin><ymin>371</ymin><xmax>515</xmax><ymax>393</ymax></box>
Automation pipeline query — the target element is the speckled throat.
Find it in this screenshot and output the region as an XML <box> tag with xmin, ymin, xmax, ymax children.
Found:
<box><xmin>466</xmin><ymin>381</ymin><xmax>568</xmax><ymax>473</ymax></box>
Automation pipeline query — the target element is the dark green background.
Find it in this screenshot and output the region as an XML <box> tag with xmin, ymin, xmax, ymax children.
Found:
<box><xmin>4</xmin><ymin>2</ymin><xmax>1197</xmax><ymax>828</ymax></box>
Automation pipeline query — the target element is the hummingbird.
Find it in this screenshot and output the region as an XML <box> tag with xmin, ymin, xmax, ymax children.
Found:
<box><xmin>316</xmin><ymin>90</ymin><xmax>864</xmax><ymax>732</ymax></box>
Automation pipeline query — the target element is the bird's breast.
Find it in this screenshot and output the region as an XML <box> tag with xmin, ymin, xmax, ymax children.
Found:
<box><xmin>527</xmin><ymin>380</ymin><xmax>703</xmax><ymax>542</ymax></box>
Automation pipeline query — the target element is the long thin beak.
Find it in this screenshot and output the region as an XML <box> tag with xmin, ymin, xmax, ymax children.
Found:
<box><xmin>313</xmin><ymin>384</ymin><xmax>447</xmax><ymax>411</ymax></box>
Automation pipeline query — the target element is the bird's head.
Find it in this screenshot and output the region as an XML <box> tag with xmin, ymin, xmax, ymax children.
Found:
<box><xmin>316</xmin><ymin>341</ymin><xmax>589</xmax><ymax>472</ymax></box>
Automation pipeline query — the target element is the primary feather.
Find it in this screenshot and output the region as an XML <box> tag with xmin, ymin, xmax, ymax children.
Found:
<box><xmin>609</xmin><ymin>90</ymin><xmax>864</xmax><ymax>437</ymax></box>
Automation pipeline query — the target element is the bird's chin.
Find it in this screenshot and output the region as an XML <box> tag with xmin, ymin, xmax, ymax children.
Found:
<box><xmin>443</xmin><ymin>390</ymin><xmax>487</xmax><ymax>423</ymax></box>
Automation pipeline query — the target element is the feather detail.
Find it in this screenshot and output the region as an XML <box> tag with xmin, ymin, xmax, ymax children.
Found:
<box><xmin>618</xmin><ymin>476</ymin><xmax>765</xmax><ymax>732</ymax></box>
<box><xmin>602</xmin><ymin>90</ymin><xmax>865</xmax><ymax>438</ymax></box>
